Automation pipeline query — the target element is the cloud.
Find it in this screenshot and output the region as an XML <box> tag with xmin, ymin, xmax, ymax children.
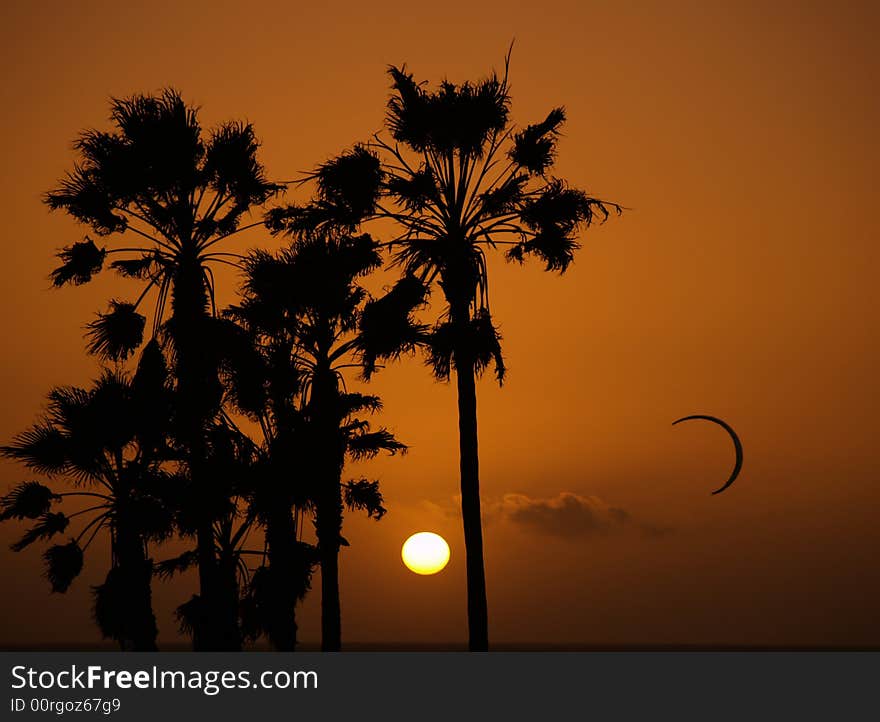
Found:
<box><xmin>491</xmin><ymin>492</ymin><xmax>631</xmax><ymax>539</ymax></box>
<box><xmin>411</xmin><ymin>491</ymin><xmax>673</xmax><ymax>541</ymax></box>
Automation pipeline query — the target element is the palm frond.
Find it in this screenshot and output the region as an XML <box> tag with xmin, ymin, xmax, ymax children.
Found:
<box><xmin>264</xmin><ymin>202</ymin><xmax>343</xmax><ymax>236</ymax></box>
<box><xmin>386</xmin><ymin>65</ymin><xmax>432</xmax><ymax>152</ymax></box>
<box><xmin>511</xmin><ymin>180</ymin><xmax>621</xmax><ymax>272</ymax></box>
<box><xmin>306</xmin><ymin>146</ymin><xmax>384</xmax><ymax>230</ymax></box>
<box><xmin>509</xmin><ymin>107</ymin><xmax>566</xmax><ymax>174</ymax></box>
<box><xmin>109</xmin><ymin>251</ymin><xmax>165</xmax><ymax>280</ymax></box>
<box><xmin>86</xmin><ymin>369</ymin><xmax>138</xmax><ymax>449</ymax></box>
<box><xmin>45</xmin><ymin>385</ymin><xmax>91</xmax><ymax>430</ymax></box>
<box><xmin>346</xmin><ymin>428</ymin><xmax>407</xmax><ymax>460</ymax></box>
<box><xmin>476</xmin><ymin>174</ymin><xmax>529</xmax><ymax>219</ymax></box>
<box><xmin>386</xmin><ymin>64</ymin><xmax>509</xmax><ymax>157</ymax></box>
<box><xmin>155</xmin><ymin>550</ymin><xmax>199</xmax><ymax>580</ymax></box>
<box><xmin>11</xmin><ymin>512</ymin><xmax>69</xmax><ymax>552</ymax></box>
<box><xmin>85</xmin><ymin>300</ymin><xmax>146</xmax><ymax>361</ymax></box>
<box><xmin>43</xmin><ymin>540</ymin><xmax>84</xmax><ymax>593</ymax></box>
<box><xmin>427</xmin><ymin>310</ymin><xmax>505</xmax><ymax>383</ymax></box>
<box><xmin>49</xmin><ymin>239</ymin><xmax>106</xmax><ymax>287</ymax></box>
<box><xmin>342</xmin><ymin>478</ymin><xmax>386</xmax><ymax>520</ymax></box>
<box><xmin>1</xmin><ymin>423</ymin><xmax>69</xmax><ymax>476</ymax></box>
<box><xmin>107</xmin><ymin>88</ymin><xmax>203</xmax><ymax>203</ymax></box>
<box><xmin>0</xmin><ymin>481</ymin><xmax>59</xmax><ymax>521</ymax></box>
<box><xmin>45</xmin><ymin>170</ymin><xmax>127</xmax><ymax>236</ymax></box>
<box><xmin>338</xmin><ymin>393</ymin><xmax>383</xmax><ymax>418</ymax></box>
<box><xmin>358</xmin><ymin>274</ymin><xmax>429</xmax><ymax>378</ymax></box>
<box><xmin>204</xmin><ymin>121</ymin><xmax>282</xmax><ymax>213</ymax></box>
<box><xmin>384</xmin><ymin>166</ymin><xmax>438</xmax><ymax>211</ymax></box>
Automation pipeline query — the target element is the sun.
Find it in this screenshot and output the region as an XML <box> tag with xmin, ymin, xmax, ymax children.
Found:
<box><xmin>401</xmin><ymin>532</ymin><xmax>450</xmax><ymax>575</ymax></box>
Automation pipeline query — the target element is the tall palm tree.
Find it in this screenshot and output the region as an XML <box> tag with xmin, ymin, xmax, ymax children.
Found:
<box><xmin>0</xmin><ymin>348</ymin><xmax>174</xmax><ymax>650</ymax></box>
<box><xmin>155</xmin><ymin>416</ymin><xmax>256</xmax><ymax>650</ymax></box>
<box><xmin>228</xmin><ymin>231</ymin><xmax>406</xmax><ymax>651</ymax></box>
<box><xmin>223</xmin><ymin>376</ymin><xmax>318</xmax><ymax>651</ymax></box>
<box><xmin>44</xmin><ymin>89</ymin><xmax>281</xmax><ymax>649</ymax></box>
<box><xmin>272</xmin><ymin>53</ymin><xmax>621</xmax><ymax>650</ymax></box>
<box><xmin>219</xmin><ymin>274</ymin><xmax>315</xmax><ymax>651</ymax></box>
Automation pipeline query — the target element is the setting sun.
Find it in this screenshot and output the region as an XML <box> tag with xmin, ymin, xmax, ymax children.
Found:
<box><xmin>402</xmin><ymin>532</ymin><xmax>450</xmax><ymax>575</ymax></box>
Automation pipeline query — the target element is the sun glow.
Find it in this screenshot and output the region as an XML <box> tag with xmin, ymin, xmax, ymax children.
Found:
<box><xmin>401</xmin><ymin>532</ymin><xmax>450</xmax><ymax>575</ymax></box>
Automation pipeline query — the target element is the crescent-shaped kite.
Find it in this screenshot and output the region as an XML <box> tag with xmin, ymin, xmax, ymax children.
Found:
<box><xmin>672</xmin><ymin>414</ymin><xmax>743</xmax><ymax>495</ymax></box>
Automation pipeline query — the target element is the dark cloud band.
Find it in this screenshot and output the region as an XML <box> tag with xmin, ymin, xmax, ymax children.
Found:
<box><xmin>493</xmin><ymin>492</ymin><xmax>630</xmax><ymax>538</ymax></box>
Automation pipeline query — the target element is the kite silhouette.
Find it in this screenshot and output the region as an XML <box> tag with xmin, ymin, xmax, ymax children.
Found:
<box><xmin>672</xmin><ymin>415</ymin><xmax>743</xmax><ymax>495</ymax></box>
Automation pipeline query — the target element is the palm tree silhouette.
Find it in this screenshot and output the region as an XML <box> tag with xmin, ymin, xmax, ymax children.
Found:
<box><xmin>44</xmin><ymin>89</ymin><xmax>281</xmax><ymax>650</ymax></box>
<box><xmin>167</xmin><ymin>507</ymin><xmax>262</xmax><ymax>651</ymax></box>
<box><xmin>271</xmin><ymin>52</ymin><xmax>621</xmax><ymax>650</ymax></box>
<box><xmin>0</xmin><ymin>348</ymin><xmax>174</xmax><ymax>650</ymax></box>
<box><xmin>152</xmin><ymin>416</ymin><xmax>307</xmax><ymax>651</ymax></box>
<box><xmin>218</xmin><ymin>274</ymin><xmax>316</xmax><ymax>651</ymax></box>
<box><xmin>228</xmin><ymin>231</ymin><xmax>406</xmax><ymax>651</ymax></box>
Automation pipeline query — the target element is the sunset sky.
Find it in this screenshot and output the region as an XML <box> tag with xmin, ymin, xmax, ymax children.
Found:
<box><xmin>1</xmin><ymin>0</ymin><xmax>878</xmax><ymax>647</ymax></box>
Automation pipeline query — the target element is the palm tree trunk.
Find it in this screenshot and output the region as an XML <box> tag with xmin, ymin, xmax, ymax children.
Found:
<box><xmin>454</xmin><ymin>350</ymin><xmax>490</xmax><ymax>651</ymax></box>
<box><xmin>171</xmin><ymin>252</ymin><xmax>239</xmax><ymax>650</ymax></box>
<box><xmin>125</xmin><ymin>557</ymin><xmax>159</xmax><ymax>651</ymax></box>
<box><xmin>265</xmin><ymin>505</ymin><xmax>300</xmax><ymax>651</ymax></box>
<box><xmin>316</xmin><ymin>492</ymin><xmax>342</xmax><ymax>651</ymax></box>
<box><xmin>311</xmin><ymin>364</ymin><xmax>344</xmax><ymax>652</ymax></box>
<box><xmin>113</xmin><ymin>527</ymin><xmax>159</xmax><ymax>651</ymax></box>
<box><xmin>194</xmin><ymin>511</ymin><xmax>219</xmax><ymax>646</ymax></box>
<box><xmin>216</xmin><ymin>550</ymin><xmax>242</xmax><ymax>651</ymax></box>
<box><xmin>448</xmin><ymin>283</ymin><xmax>489</xmax><ymax>651</ymax></box>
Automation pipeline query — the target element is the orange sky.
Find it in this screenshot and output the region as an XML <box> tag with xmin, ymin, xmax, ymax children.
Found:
<box><xmin>1</xmin><ymin>0</ymin><xmax>878</xmax><ymax>647</ymax></box>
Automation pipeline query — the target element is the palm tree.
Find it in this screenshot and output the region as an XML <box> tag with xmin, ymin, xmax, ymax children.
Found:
<box><xmin>0</xmin><ymin>347</ymin><xmax>174</xmax><ymax>650</ymax></box>
<box><xmin>155</xmin><ymin>416</ymin><xmax>290</xmax><ymax>651</ymax></box>
<box><xmin>44</xmin><ymin>89</ymin><xmax>281</xmax><ymax>650</ymax></box>
<box><xmin>154</xmin><ymin>416</ymin><xmax>256</xmax><ymax>650</ymax></box>
<box><xmin>221</xmin><ymin>347</ymin><xmax>316</xmax><ymax>651</ymax></box>
<box><xmin>272</xmin><ymin>52</ymin><xmax>621</xmax><ymax>650</ymax></box>
<box><xmin>228</xmin><ymin>231</ymin><xmax>406</xmax><ymax>651</ymax></box>
<box><xmin>217</xmin><ymin>274</ymin><xmax>315</xmax><ymax>651</ymax></box>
